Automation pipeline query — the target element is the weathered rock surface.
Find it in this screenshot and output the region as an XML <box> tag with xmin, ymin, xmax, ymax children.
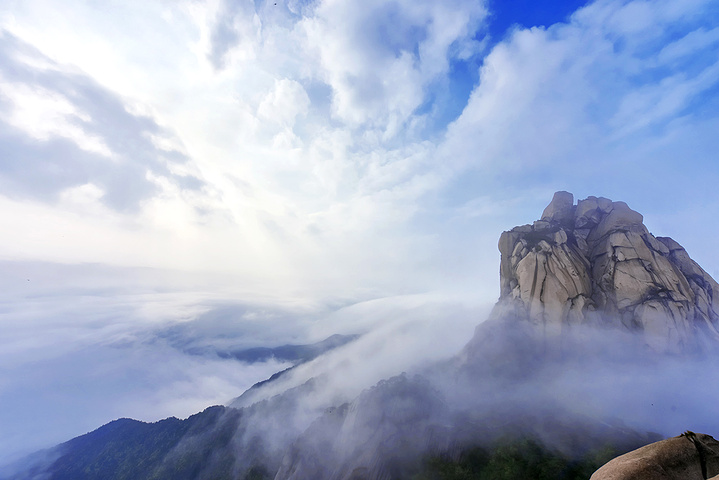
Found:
<box><xmin>590</xmin><ymin>431</ymin><xmax>719</xmax><ymax>480</ymax></box>
<box><xmin>495</xmin><ymin>191</ymin><xmax>719</xmax><ymax>354</ymax></box>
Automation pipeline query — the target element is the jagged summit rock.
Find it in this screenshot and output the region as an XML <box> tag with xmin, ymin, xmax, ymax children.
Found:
<box><xmin>495</xmin><ymin>192</ymin><xmax>719</xmax><ymax>354</ymax></box>
<box><xmin>540</xmin><ymin>190</ymin><xmax>575</xmax><ymax>224</ymax></box>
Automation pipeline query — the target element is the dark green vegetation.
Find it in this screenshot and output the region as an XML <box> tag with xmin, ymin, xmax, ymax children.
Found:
<box><xmin>8</xmin><ymin>413</ymin><xmax>633</xmax><ymax>480</ymax></box>
<box><xmin>12</xmin><ymin>406</ymin><xmax>265</xmax><ymax>480</ymax></box>
<box><xmin>415</xmin><ymin>437</ymin><xmax>624</xmax><ymax>480</ymax></box>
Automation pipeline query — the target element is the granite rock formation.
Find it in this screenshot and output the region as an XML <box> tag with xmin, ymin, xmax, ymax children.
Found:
<box><xmin>495</xmin><ymin>191</ymin><xmax>719</xmax><ymax>354</ymax></box>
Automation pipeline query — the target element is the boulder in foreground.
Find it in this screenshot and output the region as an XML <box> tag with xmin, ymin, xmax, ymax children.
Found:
<box><xmin>591</xmin><ymin>431</ymin><xmax>719</xmax><ymax>480</ymax></box>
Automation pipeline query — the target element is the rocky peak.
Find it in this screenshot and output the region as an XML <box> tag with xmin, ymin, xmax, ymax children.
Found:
<box><xmin>540</xmin><ymin>190</ymin><xmax>575</xmax><ymax>224</ymax></box>
<box><xmin>497</xmin><ymin>192</ymin><xmax>719</xmax><ymax>354</ymax></box>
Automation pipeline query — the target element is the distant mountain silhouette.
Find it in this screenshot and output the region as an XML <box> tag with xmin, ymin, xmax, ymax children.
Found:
<box><xmin>219</xmin><ymin>333</ymin><xmax>360</xmax><ymax>364</ymax></box>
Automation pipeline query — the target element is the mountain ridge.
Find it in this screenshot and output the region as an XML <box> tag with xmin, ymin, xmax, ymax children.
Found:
<box><xmin>5</xmin><ymin>192</ymin><xmax>717</xmax><ymax>480</ymax></box>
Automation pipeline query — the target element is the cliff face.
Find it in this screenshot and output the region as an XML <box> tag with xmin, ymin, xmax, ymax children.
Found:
<box><xmin>495</xmin><ymin>191</ymin><xmax>719</xmax><ymax>354</ymax></box>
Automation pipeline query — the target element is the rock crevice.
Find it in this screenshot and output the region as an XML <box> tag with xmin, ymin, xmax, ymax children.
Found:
<box><xmin>496</xmin><ymin>191</ymin><xmax>719</xmax><ymax>354</ymax></box>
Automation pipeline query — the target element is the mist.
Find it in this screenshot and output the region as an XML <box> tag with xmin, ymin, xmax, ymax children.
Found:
<box><xmin>0</xmin><ymin>260</ymin><xmax>304</xmax><ymax>465</ymax></box>
<box><xmin>3</xmin><ymin>253</ymin><xmax>718</xmax><ymax>478</ymax></box>
<box><xmin>0</xmin><ymin>259</ymin><xmax>491</xmax><ymax>467</ymax></box>
<box><xmin>202</xmin><ymin>306</ymin><xmax>719</xmax><ymax>478</ymax></box>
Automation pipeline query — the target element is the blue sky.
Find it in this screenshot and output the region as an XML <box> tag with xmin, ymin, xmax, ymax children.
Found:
<box><xmin>1</xmin><ymin>0</ymin><xmax>719</xmax><ymax>464</ymax></box>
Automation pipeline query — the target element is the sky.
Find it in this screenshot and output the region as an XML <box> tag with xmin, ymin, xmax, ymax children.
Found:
<box><xmin>1</xmin><ymin>0</ymin><xmax>719</xmax><ymax>465</ymax></box>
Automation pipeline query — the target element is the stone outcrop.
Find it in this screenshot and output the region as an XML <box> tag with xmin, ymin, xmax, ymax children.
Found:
<box><xmin>591</xmin><ymin>432</ymin><xmax>719</xmax><ymax>480</ymax></box>
<box><xmin>496</xmin><ymin>191</ymin><xmax>719</xmax><ymax>354</ymax></box>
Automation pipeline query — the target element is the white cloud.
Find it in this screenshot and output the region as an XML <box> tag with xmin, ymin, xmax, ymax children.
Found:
<box><xmin>0</xmin><ymin>263</ymin><xmax>312</xmax><ymax>462</ymax></box>
<box><xmin>258</xmin><ymin>78</ymin><xmax>310</xmax><ymax>127</ymax></box>
<box><xmin>233</xmin><ymin>293</ymin><xmax>491</xmax><ymax>408</ymax></box>
<box><xmin>300</xmin><ymin>0</ymin><xmax>487</xmax><ymax>134</ymax></box>
<box><xmin>657</xmin><ymin>26</ymin><xmax>719</xmax><ymax>65</ymax></box>
<box><xmin>440</xmin><ymin>0</ymin><xmax>719</xmax><ymax>181</ymax></box>
<box><xmin>0</xmin><ymin>80</ymin><xmax>113</xmax><ymax>156</ymax></box>
<box><xmin>0</xmin><ymin>0</ymin><xmax>716</xmax><ymax>292</ymax></box>
<box><xmin>0</xmin><ymin>0</ymin><xmax>492</xmax><ymax>296</ymax></box>
<box><xmin>59</xmin><ymin>182</ymin><xmax>105</xmax><ymax>206</ymax></box>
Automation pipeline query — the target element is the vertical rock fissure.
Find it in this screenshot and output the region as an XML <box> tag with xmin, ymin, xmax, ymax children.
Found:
<box><xmin>495</xmin><ymin>191</ymin><xmax>719</xmax><ymax>354</ymax></box>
